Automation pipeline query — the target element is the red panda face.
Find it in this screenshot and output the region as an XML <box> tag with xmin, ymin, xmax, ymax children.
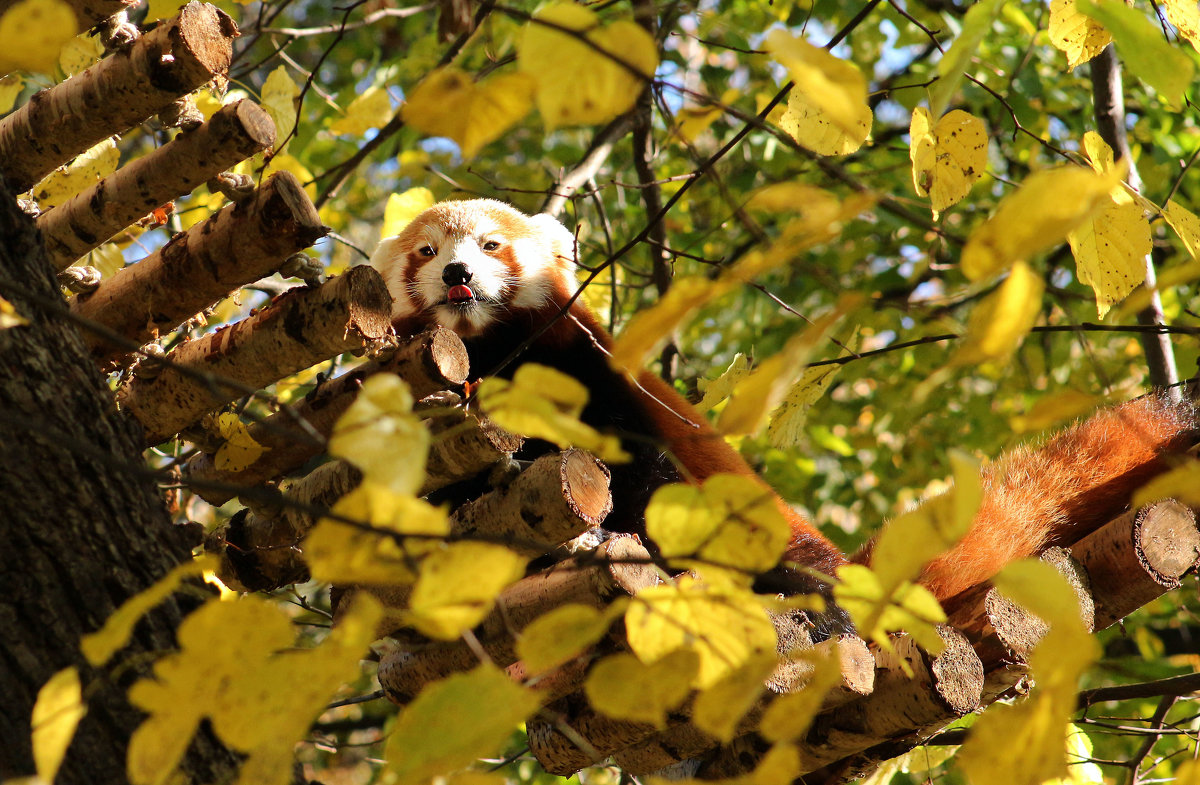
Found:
<box><xmin>370</xmin><ymin>199</ymin><xmax>578</xmax><ymax>338</ymax></box>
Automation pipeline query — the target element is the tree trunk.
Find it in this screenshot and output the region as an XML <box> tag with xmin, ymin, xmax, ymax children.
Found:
<box><xmin>0</xmin><ymin>179</ymin><xmax>237</xmax><ymax>783</ymax></box>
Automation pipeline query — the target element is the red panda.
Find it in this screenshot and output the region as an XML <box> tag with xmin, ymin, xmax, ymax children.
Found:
<box><xmin>371</xmin><ymin>198</ymin><xmax>1197</xmax><ymax>627</ymax></box>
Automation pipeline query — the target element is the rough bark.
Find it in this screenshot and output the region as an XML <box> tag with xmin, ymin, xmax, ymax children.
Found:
<box><xmin>0</xmin><ymin>2</ymin><xmax>237</xmax><ymax>193</ymax></box>
<box><xmin>70</xmin><ymin>170</ymin><xmax>326</xmax><ymax>367</ymax></box>
<box><xmin>38</xmin><ymin>99</ymin><xmax>276</xmax><ymax>271</ymax></box>
<box><xmin>0</xmin><ymin>184</ymin><xmax>237</xmax><ymax>781</ymax></box>
<box><xmin>117</xmin><ymin>265</ymin><xmax>393</xmax><ymax>445</ymax></box>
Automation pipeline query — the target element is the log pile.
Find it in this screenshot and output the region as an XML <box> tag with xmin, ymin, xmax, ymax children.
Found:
<box><xmin>10</xmin><ymin>4</ymin><xmax>1200</xmax><ymax>782</ymax></box>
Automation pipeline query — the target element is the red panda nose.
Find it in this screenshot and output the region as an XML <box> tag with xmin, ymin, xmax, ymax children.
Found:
<box><xmin>442</xmin><ymin>262</ymin><xmax>472</xmax><ymax>286</ymax></box>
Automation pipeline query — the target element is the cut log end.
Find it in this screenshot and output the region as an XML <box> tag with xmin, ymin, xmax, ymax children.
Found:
<box><xmin>927</xmin><ymin>625</ymin><xmax>986</xmax><ymax>717</ymax></box>
<box><xmin>428</xmin><ymin>327</ymin><xmax>470</xmax><ymax>386</ymax></box>
<box><xmin>561</xmin><ymin>448</ymin><xmax>613</xmax><ymax>525</ymax></box>
<box><xmin>175</xmin><ymin>2</ymin><xmax>238</xmax><ymax>79</ymax></box>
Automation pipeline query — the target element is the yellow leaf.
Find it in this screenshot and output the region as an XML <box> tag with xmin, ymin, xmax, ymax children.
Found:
<box><xmin>408</xmin><ymin>542</ymin><xmax>526</xmax><ymax>640</ymax></box>
<box><xmin>673</xmin><ymin>103</ymin><xmax>723</xmax><ymax>144</ymax></box>
<box><xmin>0</xmin><ymin>73</ymin><xmax>23</xmax><ymax>113</ymax></box>
<box><xmin>260</xmin><ymin>65</ymin><xmax>300</xmax><ymax>151</ymax></box>
<box><xmin>0</xmin><ymin>295</ymin><xmax>29</xmax><ymax>328</ymax></box>
<box><xmin>304</xmin><ymin>485</ymin><xmax>448</xmax><ymax>585</ymax></box>
<box><xmin>1176</xmin><ymin>760</ymin><xmax>1200</xmax><ymax>785</ymax></box>
<box><xmin>1163</xmin><ymin>199</ymin><xmax>1200</xmax><ymax>259</ymax></box>
<box><xmin>1132</xmin><ymin>458</ymin><xmax>1200</xmax><ymax>508</ymax></box>
<box><xmin>516</xmin><ymin>603</ymin><xmax>619</xmax><ymax>674</ymax></box>
<box><xmin>28</xmin><ymin>138</ymin><xmax>119</xmax><ymax>210</ymax></box>
<box><xmin>127</xmin><ymin>594</ymin><xmax>381</xmax><ymax>785</ymax></box>
<box><xmin>584</xmin><ymin>649</ymin><xmax>697</xmax><ymax>726</ymax></box>
<box><xmin>1164</xmin><ymin>0</ymin><xmax>1200</xmax><ymax>52</ymax></box>
<box><xmin>330</xmin><ymin>374</ymin><xmax>428</xmax><ymax>496</ymax></box>
<box><xmin>262</xmin><ymin>152</ymin><xmax>315</xmax><ymax>200</ymax></box>
<box><xmin>834</xmin><ymin>564</ymin><xmax>948</xmax><ymax>652</ymax></box>
<box><xmin>1079</xmin><ymin>0</ymin><xmax>1194</xmax><ymax>107</ymax></box>
<box><xmin>214</xmin><ymin>413</ymin><xmax>266</xmax><ymax>472</ymax></box>
<box><xmin>1010</xmin><ymin>390</ymin><xmax>1101</xmax><ymax>434</ymax></box>
<box><xmin>909</xmin><ymin>107</ymin><xmax>988</xmax><ymax>213</ymax></box>
<box><xmin>518</xmin><ymin>2</ymin><xmax>658</xmax><ymax>130</ymax></box>
<box><xmin>1048</xmin><ymin>0</ymin><xmax>1112</xmax><ymax>69</ymax></box>
<box><xmin>80</xmin><ymin>557</ymin><xmax>211</xmax><ymax>666</ymax></box>
<box><xmin>691</xmin><ymin>653</ymin><xmax>775</xmax><ymax>741</ymax></box>
<box><xmin>960</xmin><ymin>561</ymin><xmax>1098</xmax><ymax>785</ymax></box>
<box><xmin>31</xmin><ymin>667</ymin><xmax>86</xmax><ymax>784</ymax></box>
<box><xmin>952</xmin><ymin>260</ymin><xmax>1045</xmax><ymax>365</ymax></box>
<box><xmin>767</xmin><ymin>360</ymin><xmax>845</xmax><ymax>449</ymax></box>
<box><xmin>961</xmin><ymin>165</ymin><xmax>1118</xmax><ymax>281</ymax></box>
<box><xmin>329</xmin><ymin>84</ymin><xmax>393</xmax><ymax>136</ymax></box>
<box><xmin>695</xmin><ymin>353</ymin><xmax>751</xmax><ymax>413</ymax></box>
<box><xmin>927</xmin><ymin>0</ymin><xmax>1004</xmax><ymax>117</ymax></box>
<box><xmin>381</xmin><ymin>187</ymin><xmax>435</xmax><ymax>240</ymax></box>
<box><xmin>85</xmin><ymin>243</ymin><xmax>124</xmax><ymax>277</ymax></box>
<box><xmin>610</xmin><ymin>276</ymin><xmax>732</xmax><ymax>373</ymax></box>
<box><xmin>749</xmin><ymin>744</ymin><xmax>803</xmax><ymax>785</ymax></box>
<box><xmin>403</xmin><ymin>67</ymin><xmax>534</xmax><ymax>158</ymax></box>
<box><xmin>476</xmin><ymin>363</ymin><xmax>628</xmax><ymax>462</ymax></box>
<box><xmin>746</xmin><ymin>182</ymin><xmax>844</xmax><ymax>217</ymax></box>
<box><xmin>385</xmin><ymin>665</ymin><xmax>540</xmax><ymax>785</ymax></box>
<box><xmin>766</xmin><ymin>29</ymin><xmax>871</xmax><ymax>156</ymax></box>
<box><xmin>757</xmin><ymin>646</ymin><xmax>844</xmax><ymax>742</ymax></box>
<box><xmin>0</xmin><ymin>0</ymin><xmax>78</xmax><ymax>74</ymax></box>
<box><xmin>1068</xmin><ymin>201</ymin><xmax>1149</xmax><ymax>317</ymax></box>
<box><xmin>57</xmin><ymin>31</ymin><xmax>103</xmax><ymax>75</ymax></box>
<box><xmin>645</xmin><ymin>474</ymin><xmax>791</xmax><ymax>580</ymax></box>
<box><xmin>624</xmin><ymin>577</ymin><xmax>777</xmax><ymax>688</ymax></box>
<box><xmin>717</xmin><ymin>302</ymin><xmax>851</xmax><ymax>436</ymax></box>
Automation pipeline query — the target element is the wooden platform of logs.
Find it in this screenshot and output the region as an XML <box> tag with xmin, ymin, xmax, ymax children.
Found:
<box><xmin>12</xmin><ymin>3</ymin><xmax>1199</xmax><ymax>781</ymax></box>
<box><xmin>189</xmin><ymin>329</ymin><xmax>1200</xmax><ymax>785</ymax></box>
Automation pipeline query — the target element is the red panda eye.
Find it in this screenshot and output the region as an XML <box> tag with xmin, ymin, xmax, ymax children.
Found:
<box><xmin>419</xmin><ymin>246</ymin><xmax>437</xmax><ymax>257</ymax></box>
<box><xmin>482</xmin><ymin>240</ymin><xmax>500</xmax><ymax>252</ymax></box>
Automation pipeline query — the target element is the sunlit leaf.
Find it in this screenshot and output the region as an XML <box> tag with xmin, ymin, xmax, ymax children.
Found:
<box><xmin>31</xmin><ymin>667</ymin><xmax>86</xmax><ymax>784</ymax></box>
<box><xmin>695</xmin><ymin>353</ymin><xmax>751</xmax><ymax>413</ymax></box>
<box><xmin>1131</xmin><ymin>458</ymin><xmax>1200</xmax><ymax>508</ymax></box>
<box><xmin>0</xmin><ymin>0</ymin><xmax>78</xmax><ymax>74</ymax></box>
<box><xmin>260</xmin><ymin>65</ymin><xmax>301</xmax><ymax>150</ymax></box>
<box><xmin>1068</xmin><ymin>201</ymin><xmax>1150</xmax><ymax>317</ymax></box>
<box><xmin>476</xmin><ymin>363</ymin><xmax>628</xmax><ymax>462</ymax></box>
<box><xmin>767</xmin><ymin>360</ymin><xmax>844</xmax><ymax>449</ymax></box>
<box><xmin>834</xmin><ymin>563</ymin><xmax>947</xmax><ymax>652</ymax></box>
<box><xmin>517</xmin><ymin>602</ymin><xmax>621</xmax><ymax>674</ymax></box>
<box><xmin>518</xmin><ymin>2</ymin><xmax>658</xmax><ymax>130</ymax></box>
<box><xmin>403</xmin><ymin>67</ymin><xmax>535</xmax><ymax>158</ymax></box>
<box><xmin>909</xmin><ymin>107</ymin><xmax>988</xmax><ymax>213</ymax></box>
<box><xmin>1078</xmin><ymin>0</ymin><xmax>1194</xmax><ymax>107</ymax></box>
<box><xmin>584</xmin><ymin>649</ymin><xmax>698</xmax><ymax>726</ymax></box>
<box><xmin>961</xmin><ymin>165</ymin><xmax>1118</xmax><ymax>281</ymax></box>
<box><xmin>645</xmin><ymin>474</ymin><xmax>792</xmax><ymax>581</ymax></box>
<box><xmin>1163</xmin><ymin>0</ymin><xmax>1200</xmax><ymax>52</ymax></box>
<box><xmin>1048</xmin><ymin>0</ymin><xmax>1112</xmax><ymax>69</ymax></box>
<box><xmin>385</xmin><ymin>665</ymin><xmax>540</xmax><ymax>785</ymax></box>
<box><xmin>951</xmin><ymin>261</ymin><xmax>1045</xmax><ymax>365</ymax></box>
<box><xmin>691</xmin><ymin>652</ymin><xmax>776</xmax><ymax>741</ymax></box>
<box><xmin>624</xmin><ymin>577</ymin><xmax>777</xmax><ymax>688</ymax></box>
<box><xmin>1010</xmin><ymin>390</ymin><xmax>1100</xmax><ymax>434</ymax></box>
<box><xmin>214</xmin><ymin>413</ymin><xmax>266</xmax><ymax>472</ymax></box>
<box><xmin>28</xmin><ymin>138</ymin><xmax>119</xmax><ymax>210</ymax></box>
<box><xmin>57</xmin><ymin>31</ymin><xmax>103</xmax><ymax>75</ymax></box>
<box><xmin>329</xmin><ymin>374</ymin><xmax>428</xmax><ymax>496</ymax></box>
<box><xmin>757</xmin><ymin>645</ymin><xmax>844</xmax><ymax>742</ymax></box>
<box><xmin>329</xmin><ymin>84</ymin><xmax>393</xmax><ymax>136</ymax></box>
<box><xmin>0</xmin><ymin>73</ymin><xmax>23</xmax><ymax>113</ymax></box>
<box><xmin>673</xmin><ymin>103</ymin><xmax>724</xmax><ymax>143</ymax></box>
<box><xmin>766</xmin><ymin>29</ymin><xmax>872</xmax><ymax>156</ymax></box>
<box><xmin>928</xmin><ymin>0</ymin><xmax>1004</xmax><ymax>117</ymax></box>
<box><xmin>1163</xmin><ymin>199</ymin><xmax>1200</xmax><ymax>260</ymax></box>
<box><xmin>407</xmin><ymin>542</ymin><xmax>526</xmax><ymax>639</ymax></box>
<box><xmin>0</xmin><ymin>295</ymin><xmax>29</xmax><ymax>328</ymax></box>
<box><xmin>127</xmin><ymin>594</ymin><xmax>382</xmax><ymax>785</ymax></box>
<box><xmin>380</xmin><ymin>187</ymin><xmax>436</xmax><ymax>240</ymax></box>
<box><xmin>80</xmin><ymin>557</ymin><xmax>212</xmax><ymax>666</ymax></box>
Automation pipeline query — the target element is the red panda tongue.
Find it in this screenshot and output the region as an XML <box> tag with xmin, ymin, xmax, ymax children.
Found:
<box><xmin>447</xmin><ymin>284</ymin><xmax>475</xmax><ymax>303</ymax></box>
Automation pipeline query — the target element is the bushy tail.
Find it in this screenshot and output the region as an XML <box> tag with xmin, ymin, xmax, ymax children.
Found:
<box><xmin>879</xmin><ymin>393</ymin><xmax>1197</xmax><ymax>603</ymax></box>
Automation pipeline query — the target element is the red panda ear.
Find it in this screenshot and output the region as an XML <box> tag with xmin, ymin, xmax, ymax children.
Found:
<box><xmin>528</xmin><ymin>213</ymin><xmax>578</xmax><ymax>264</ymax></box>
